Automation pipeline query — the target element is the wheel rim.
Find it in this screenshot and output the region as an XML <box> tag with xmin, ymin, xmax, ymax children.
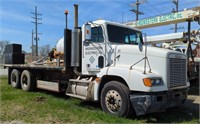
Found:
<box><xmin>22</xmin><ymin>75</ymin><xmax>28</xmax><ymax>87</ymax></box>
<box><xmin>105</xmin><ymin>90</ymin><xmax>122</xmax><ymax>114</ymax></box>
<box><xmin>11</xmin><ymin>73</ymin><xmax>17</xmax><ymax>85</ymax></box>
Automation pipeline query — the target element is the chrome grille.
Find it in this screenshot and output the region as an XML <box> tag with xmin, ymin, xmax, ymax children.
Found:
<box><xmin>169</xmin><ymin>58</ymin><xmax>187</xmax><ymax>88</ymax></box>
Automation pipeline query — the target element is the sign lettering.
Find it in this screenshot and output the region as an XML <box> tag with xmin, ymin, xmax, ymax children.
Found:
<box><xmin>136</xmin><ymin>12</ymin><xmax>183</xmax><ymax>26</ymax></box>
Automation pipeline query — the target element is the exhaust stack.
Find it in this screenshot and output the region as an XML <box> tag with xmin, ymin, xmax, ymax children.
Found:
<box><xmin>71</xmin><ymin>4</ymin><xmax>81</xmax><ymax>67</ymax></box>
<box><xmin>74</xmin><ymin>4</ymin><xmax>78</xmax><ymax>28</ymax></box>
<box><xmin>64</xmin><ymin>10</ymin><xmax>72</xmax><ymax>69</ymax></box>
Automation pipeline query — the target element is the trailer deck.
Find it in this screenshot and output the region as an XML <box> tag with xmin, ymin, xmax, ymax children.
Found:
<box><xmin>4</xmin><ymin>64</ymin><xmax>64</xmax><ymax>71</ymax></box>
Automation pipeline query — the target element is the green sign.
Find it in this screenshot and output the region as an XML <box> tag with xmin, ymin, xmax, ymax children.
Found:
<box><xmin>136</xmin><ymin>12</ymin><xmax>183</xmax><ymax>26</ymax></box>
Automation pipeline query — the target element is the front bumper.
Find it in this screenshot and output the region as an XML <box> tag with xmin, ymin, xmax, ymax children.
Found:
<box><xmin>130</xmin><ymin>88</ymin><xmax>188</xmax><ymax>116</ymax></box>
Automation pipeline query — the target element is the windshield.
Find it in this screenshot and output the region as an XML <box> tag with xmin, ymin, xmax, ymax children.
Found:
<box><xmin>107</xmin><ymin>24</ymin><xmax>143</xmax><ymax>45</ymax></box>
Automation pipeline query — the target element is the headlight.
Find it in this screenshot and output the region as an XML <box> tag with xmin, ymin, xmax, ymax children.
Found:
<box><xmin>143</xmin><ymin>78</ymin><xmax>163</xmax><ymax>87</ymax></box>
<box><xmin>155</xmin><ymin>79</ymin><xmax>161</xmax><ymax>85</ymax></box>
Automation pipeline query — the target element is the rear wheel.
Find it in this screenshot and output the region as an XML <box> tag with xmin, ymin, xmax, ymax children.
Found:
<box><xmin>10</xmin><ymin>69</ymin><xmax>21</xmax><ymax>88</ymax></box>
<box><xmin>100</xmin><ymin>81</ymin><xmax>133</xmax><ymax>117</ymax></box>
<box><xmin>21</xmin><ymin>70</ymin><xmax>36</xmax><ymax>91</ymax></box>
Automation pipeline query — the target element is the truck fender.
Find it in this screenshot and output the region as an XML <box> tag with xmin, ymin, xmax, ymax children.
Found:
<box><xmin>94</xmin><ymin>67</ymin><xmax>130</xmax><ymax>101</ymax></box>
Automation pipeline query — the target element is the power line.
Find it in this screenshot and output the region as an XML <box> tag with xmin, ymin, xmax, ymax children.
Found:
<box><xmin>146</xmin><ymin>2</ymin><xmax>165</xmax><ymax>15</ymax></box>
<box><xmin>141</xmin><ymin>6</ymin><xmax>170</xmax><ymax>18</ymax></box>
<box><xmin>144</xmin><ymin>0</ymin><xmax>197</xmax><ymax>14</ymax></box>
<box><xmin>145</xmin><ymin>1</ymin><xmax>169</xmax><ymax>6</ymax></box>
<box><xmin>139</xmin><ymin>5</ymin><xmax>158</xmax><ymax>17</ymax></box>
<box><xmin>135</xmin><ymin>0</ymin><xmax>198</xmax><ymax>18</ymax></box>
<box><xmin>121</xmin><ymin>10</ymin><xmax>131</xmax><ymax>23</ymax></box>
<box><xmin>31</xmin><ymin>6</ymin><xmax>42</xmax><ymax>58</ymax></box>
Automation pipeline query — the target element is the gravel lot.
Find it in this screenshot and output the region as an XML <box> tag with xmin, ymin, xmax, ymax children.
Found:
<box><xmin>184</xmin><ymin>79</ymin><xmax>200</xmax><ymax>115</ymax></box>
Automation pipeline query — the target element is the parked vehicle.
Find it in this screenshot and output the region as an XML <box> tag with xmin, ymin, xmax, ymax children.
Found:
<box><xmin>4</xmin><ymin>4</ymin><xmax>189</xmax><ymax>117</ymax></box>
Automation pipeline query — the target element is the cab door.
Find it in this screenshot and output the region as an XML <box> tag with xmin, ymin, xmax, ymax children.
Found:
<box><xmin>82</xmin><ymin>26</ymin><xmax>106</xmax><ymax>75</ymax></box>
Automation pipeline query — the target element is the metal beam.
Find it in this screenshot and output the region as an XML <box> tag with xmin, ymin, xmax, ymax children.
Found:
<box><xmin>126</xmin><ymin>7</ymin><xmax>200</xmax><ymax>29</ymax></box>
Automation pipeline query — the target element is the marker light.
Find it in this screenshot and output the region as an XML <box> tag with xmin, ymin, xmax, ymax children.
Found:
<box><xmin>95</xmin><ymin>77</ymin><xmax>101</xmax><ymax>83</ymax></box>
<box><xmin>143</xmin><ymin>78</ymin><xmax>152</xmax><ymax>87</ymax></box>
<box><xmin>65</xmin><ymin>10</ymin><xmax>68</xmax><ymax>14</ymax></box>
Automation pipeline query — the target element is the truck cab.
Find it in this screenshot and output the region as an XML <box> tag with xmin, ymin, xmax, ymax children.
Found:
<box><xmin>82</xmin><ymin>20</ymin><xmax>143</xmax><ymax>74</ymax></box>
<box><xmin>78</xmin><ymin>20</ymin><xmax>189</xmax><ymax>116</ymax></box>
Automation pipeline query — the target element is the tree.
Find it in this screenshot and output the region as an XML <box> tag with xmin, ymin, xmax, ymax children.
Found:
<box><xmin>0</xmin><ymin>40</ymin><xmax>9</xmax><ymax>64</ymax></box>
<box><xmin>0</xmin><ymin>40</ymin><xmax>9</xmax><ymax>55</ymax></box>
<box><xmin>39</xmin><ymin>44</ymin><xmax>50</xmax><ymax>57</ymax></box>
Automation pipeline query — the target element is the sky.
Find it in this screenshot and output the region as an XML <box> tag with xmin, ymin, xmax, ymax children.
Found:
<box><xmin>0</xmin><ymin>0</ymin><xmax>199</xmax><ymax>52</ymax></box>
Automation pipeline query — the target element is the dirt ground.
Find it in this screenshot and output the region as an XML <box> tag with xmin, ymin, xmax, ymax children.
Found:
<box><xmin>183</xmin><ymin>79</ymin><xmax>200</xmax><ymax>114</ymax></box>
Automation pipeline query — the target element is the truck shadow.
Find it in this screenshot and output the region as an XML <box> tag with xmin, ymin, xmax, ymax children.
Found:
<box><xmin>79</xmin><ymin>101</ymin><xmax>101</xmax><ymax>111</ymax></box>
<box><xmin>136</xmin><ymin>100</ymin><xmax>199</xmax><ymax>123</ymax></box>
<box><xmin>36</xmin><ymin>89</ymin><xmax>70</xmax><ymax>100</ymax></box>
<box><xmin>189</xmin><ymin>79</ymin><xmax>199</xmax><ymax>95</ymax></box>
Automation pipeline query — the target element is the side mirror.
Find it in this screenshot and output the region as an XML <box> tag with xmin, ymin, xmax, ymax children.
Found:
<box><xmin>138</xmin><ymin>33</ymin><xmax>147</xmax><ymax>52</ymax></box>
<box><xmin>83</xmin><ymin>23</ymin><xmax>91</xmax><ymax>46</ymax></box>
<box><xmin>85</xmin><ymin>23</ymin><xmax>91</xmax><ymax>41</ymax></box>
<box><xmin>138</xmin><ymin>42</ymin><xmax>143</xmax><ymax>52</ymax></box>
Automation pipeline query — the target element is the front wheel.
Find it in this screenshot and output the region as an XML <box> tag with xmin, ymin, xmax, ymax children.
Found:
<box><xmin>100</xmin><ymin>81</ymin><xmax>133</xmax><ymax>117</ymax></box>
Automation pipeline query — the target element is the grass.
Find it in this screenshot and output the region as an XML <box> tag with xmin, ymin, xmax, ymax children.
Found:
<box><xmin>0</xmin><ymin>76</ymin><xmax>199</xmax><ymax>123</ymax></box>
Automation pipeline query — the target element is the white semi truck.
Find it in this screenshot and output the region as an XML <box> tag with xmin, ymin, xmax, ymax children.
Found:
<box><xmin>5</xmin><ymin>5</ymin><xmax>189</xmax><ymax>117</ymax></box>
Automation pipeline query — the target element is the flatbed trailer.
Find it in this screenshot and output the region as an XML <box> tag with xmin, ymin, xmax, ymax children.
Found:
<box><xmin>5</xmin><ymin>63</ymin><xmax>76</xmax><ymax>93</ymax></box>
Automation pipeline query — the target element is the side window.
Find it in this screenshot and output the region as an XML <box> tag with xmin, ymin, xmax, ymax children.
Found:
<box><xmin>91</xmin><ymin>27</ymin><xmax>103</xmax><ymax>42</ymax></box>
<box><xmin>130</xmin><ymin>35</ymin><xmax>137</xmax><ymax>44</ymax></box>
<box><xmin>125</xmin><ymin>36</ymin><xmax>129</xmax><ymax>44</ymax></box>
<box><xmin>124</xmin><ymin>34</ymin><xmax>137</xmax><ymax>44</ymax></box>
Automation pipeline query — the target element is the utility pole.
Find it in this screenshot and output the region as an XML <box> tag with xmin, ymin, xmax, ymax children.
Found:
<box><xmin>32</xmin><ymin>29</ymin><xmax>34</xmax><ymax>61</ymax></box>
<box><xmin>130</xmin><ymin>0</ymin><xmax>146</xmax><ymax>21</ymax></box>
<box><xmin>31</xmin><ymin>6</ymin><xmax>42</xmax><ymax>58</ymax></box>
<box><xmin>172</xmin><ymin>0</ymin><xmax>179</xmax><ymax>33</ymax></box>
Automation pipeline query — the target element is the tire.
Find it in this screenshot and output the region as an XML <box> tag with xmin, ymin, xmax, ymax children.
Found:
<box><xmin>10</xmin><ymin>69</ymin><xmax>21</xmax><ymax>88</ymax></box>
<box><xmin>21</xmin><ymin>70</ymin><xmax>36</xmax><ymax>91</ymax></box>
<box><xmin>100</xmin><ymin>81</ymin><xmax>133</xmax><ymax>117</ymax></box>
